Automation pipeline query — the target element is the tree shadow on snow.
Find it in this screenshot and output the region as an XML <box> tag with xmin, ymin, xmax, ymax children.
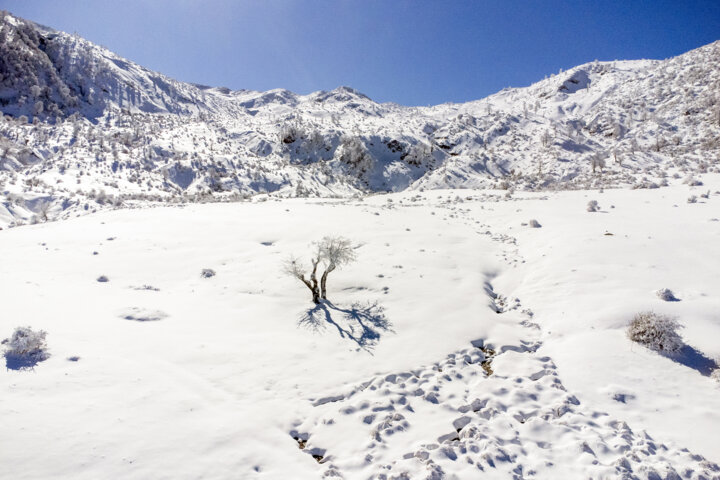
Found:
<box><xmin>298</xmin><ymin>300</ymin><xmax>393</xmax><ymax>353</ymax></box>
<box><xmin>666</xmin><ymin>345</ymin><xmax>718</xmax><ymax>377</ymax></box>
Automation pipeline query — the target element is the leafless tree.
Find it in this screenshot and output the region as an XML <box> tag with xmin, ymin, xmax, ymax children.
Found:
<box><xmin>284</xmin><ymin>236</ymin><xmax>357</xmax><ymax>304</ymax></box>
<box><xmin>540</xmin><ymin>130</ymin><xmax>552</xmax><ymax>148</ymax></box>
<box><xmin>591</xmin><ymin>153</ymin><xmax>606</xmax><ymax>173</ymax></box>
<box><xmin>37</xmin><ymin>200</ymin><xmax>50</xmax><ymax>222</ymax></box>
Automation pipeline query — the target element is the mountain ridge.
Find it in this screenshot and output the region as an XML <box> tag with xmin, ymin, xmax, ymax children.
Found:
<box><xmin>0</xmin><ymin>11</ymin><xmax>718</xmax><ymax>227</ymax></box>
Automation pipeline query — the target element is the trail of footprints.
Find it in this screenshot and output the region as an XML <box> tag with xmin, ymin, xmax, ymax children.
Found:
<box><xmin>437</xmin><ymin>199</ymin><xmax>526</xmax><ymax>268</ymax></box>
<box><xmin>290</xmin><ymin>288</ymin><xmax>720</xmax><ymax>479</ymax></box>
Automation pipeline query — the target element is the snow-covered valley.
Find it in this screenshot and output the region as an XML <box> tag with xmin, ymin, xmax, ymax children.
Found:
<box><xmin>2</xmin><ymin>176</ymin><xmax>719</xmax><ymax>479</ymax></box>
<box><xmin>2</xmin><ymin>9</ymin><xmax>720</xmax><ymax>480</ymax></box>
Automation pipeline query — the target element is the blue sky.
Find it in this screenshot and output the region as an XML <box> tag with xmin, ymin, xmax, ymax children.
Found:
<box><xmin>2</xmin><ymin>0</ymin><xmax>718</xmax><ymax>105</ymax></box>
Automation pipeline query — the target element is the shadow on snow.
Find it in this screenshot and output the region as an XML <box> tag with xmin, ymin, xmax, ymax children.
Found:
<box><xmin>667</xmin><ymin>345</ymin><xmax>718</xmax><ymax>377</ymax></box>
<box><xmin>298</xmin><ymin>300</ymin><xmax>393</xmax><ymax>353</ymax></box>
<box><xmin>4</xmin><ymin>352</ymin><xmax>48</xmax><ymax>371</ymax></box>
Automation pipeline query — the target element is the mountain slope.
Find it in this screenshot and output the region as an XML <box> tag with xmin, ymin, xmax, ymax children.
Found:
<box><xmin>0</xmin><ymin>11</ymin><xmax>719</xmax><ymax>227</ymax></box>
<box><xmin>0</xmin><ymin>11</ymin><xmax>243</xmax><ymax>119</ymax></box>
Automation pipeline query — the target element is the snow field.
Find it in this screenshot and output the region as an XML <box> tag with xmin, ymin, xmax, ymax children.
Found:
<box><xmin>0</xmin><ymin>195</ymin><xmax>501</xmax><ymax>479</ymax></box>
<box><xmin>1</xmin><ymin>174</ymin><xmax>719</xmax><ymax>479</ymax></box>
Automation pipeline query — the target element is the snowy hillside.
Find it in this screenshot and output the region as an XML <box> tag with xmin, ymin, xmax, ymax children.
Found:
<box><xmin>0</xmin><ymin>12</ymin><xmax>719</xmax><ymax>228</ymax></box>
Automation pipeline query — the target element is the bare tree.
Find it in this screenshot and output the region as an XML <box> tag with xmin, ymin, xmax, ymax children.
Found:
<box><xmin>284</xmin><ymin>236</ymin><xmax>357</xmax><ymax>304</ymax></box>
<box><xmin>654</xmin><ymin>135</ymin><xmax>665</xmax><ymax>152</ymax></box>
<box><xmin>540</xmin><ymin>130</ymin><xmax>552</xmax><ymax>148</ymax></box>
<box><xmin>37</xmin><ymin>200</ymin><xmax>50</xmax><ymax>222</ymax></box>
<box><xmin>591</xmin><ymin>153</ymin><xmax>605</xmax><ymax>173</ymax></box>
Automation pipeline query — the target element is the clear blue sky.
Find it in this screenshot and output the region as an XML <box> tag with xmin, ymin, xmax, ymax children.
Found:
<box><xmin>1</xmin><ymin>0</ymin><xmax>718</xmax><ymax>106</ymax></box>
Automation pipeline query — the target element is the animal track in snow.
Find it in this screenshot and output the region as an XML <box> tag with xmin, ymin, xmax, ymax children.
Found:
<box><xmin>291</xmin><ymin>287</ymin><xmax>720</xmax><ymax>479</ymax></box>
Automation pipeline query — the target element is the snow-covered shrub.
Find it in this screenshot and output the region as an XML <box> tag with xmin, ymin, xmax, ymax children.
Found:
<box><xmin>656</xmin><ymin>288</ymin><xmax>678</xmax><ymax>302</ymax></box>
<box><xmin>587</xmin><ymin>200</ymin><xmax>600</xmax><ymax>212</ymax></box>
<box><xmin>403</xmin><ymin>142</ymin><xmax>433</xmax><ymax>168</ymax></box>
<box><xmin>627</xmin><ymin>311</ymin><xmax>683</xmax><ymax>353</ymax></box>
<box><xmin>278</xmin><ymin>123</ymin><xmax>305</xmax><ymax>145</ymax></box>
<box><xmin>687</xmin><ymin>195</ymin><xmax>697</xmax><ymax>204</ymax></box>
<box><xmin>590</xmin><ymin>154</ymin><xmax>605</xmax><ymax>173</ymax></box>
<box><xmin>94</xmin><ymin>189</ymin><xmax>108</xmax><ymax>204</ymax></box>
<box><xmin>683</xmin><ymin>176</ymin><xmax>703</xmax><ymax>186</ymax></box>
<box><xmin>2</xmin><ymin>326</ymin><xmax>49</xmax><ymax>360</ymax></box>
<box><xmin>97</xmin><ymin>275</ymin><xmax>109</xmax><ymax>282</ymax></box>
<box><xmin>338</xmin><ymin>136</ymin><xmax>374</xmax><ymax>175</ymax></box>
<box><xmin>528</xmin><ymin>219</ymin><xmax>542</xmax><ymax>228</ymax></box>
<box><xmin>201</xmin><ymin>268</ymin><xmax>216</xmax><ymax>278</ymax></box>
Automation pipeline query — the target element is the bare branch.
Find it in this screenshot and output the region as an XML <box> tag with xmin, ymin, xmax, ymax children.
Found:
<box><xmin>317</xmin><ymin>236</ymin><xmax>356</xmax><ymax>269</ymax></box>
<box><xmin>317</xmin><ymin>236</ymin><xmax>356</xmax><ymax>299</ymax></box>
<box><xmin>282</xmin><ymin>256</ymin><xmax>305</xmax><ymax>280</ymax></box>
<box><xmin>284</xmin><ymin>255</ymin><xmax>320</xmax><ymax>303</ymax></box>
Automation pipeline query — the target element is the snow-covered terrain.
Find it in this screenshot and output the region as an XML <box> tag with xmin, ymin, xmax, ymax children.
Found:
<box><xmin>1</xmin><ymin>12</ymin><xmax>719</xmax><ymax>228</ymax></box>
<box><xmin>2</xmin><ymin>9</ymin><xmax>720</xmax><ymax>480</ymax></box>
<box><xmin>2</xmin><ymin>175</ymin><xmax>719</xmax><ymax>479</ymax></box>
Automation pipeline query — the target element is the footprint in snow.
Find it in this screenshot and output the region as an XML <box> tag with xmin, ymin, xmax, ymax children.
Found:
<box><xmin>120</xmin><ymin>307</ymin><xmax>167</xmax><ymax>322</ymax></box>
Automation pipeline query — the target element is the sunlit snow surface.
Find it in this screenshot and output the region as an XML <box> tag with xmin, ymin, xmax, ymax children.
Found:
<box><xmin>2</xmin><ymin>176</ymin><xmax>719</xmax><ymax>479</ymax></box>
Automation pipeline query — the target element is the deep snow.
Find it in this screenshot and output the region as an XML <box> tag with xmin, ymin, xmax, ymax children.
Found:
<box><xmin>2</xmin><ymin>175</ymin><xmax>719</xmax><ymax>479</ymax></box>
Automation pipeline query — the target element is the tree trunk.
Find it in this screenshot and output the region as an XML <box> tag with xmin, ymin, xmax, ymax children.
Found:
<box><xmin>310</xmin><ymin>258</ymin><xmax>319</xmax><ymax>288</ymax></box>
<box><xmin>309</xmin><ymin>257</ymin><xmax>321</xmax><ymax>303</ymax></box>
<box><xmin>301</xmin><ymin>277</ymin><xmax>320</xmax><ymax>304</ymax></box>
<box><xmin>320</xmin><ymin>264</ymin><xmax>335</xmax><ymax>300</ymax></box>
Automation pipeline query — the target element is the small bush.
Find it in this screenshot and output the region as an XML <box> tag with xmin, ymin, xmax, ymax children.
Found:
<box><xmin>656</xmin><ymin>288</ymin><xmax>678</xmax><ymax>302</ymax></box>
<box><xmin>2</xmin><ymin>326</ymin><xmax>49</xmax><ymax>360</ymax></box>
<box><xmin>627</xmin><ymin>311</ymin><xmax>683</xmax><ymax>353</ymax></box>
<box><xmin>687</xmin><ymin>195</ymin><xmax>697</xmax><ymax>204</ymax></box>
<box><xmin>97</xmin><ymin>275</ymin><xmax>109</xmax><ymax>282</ymax></box>
<box><xmin>587</xmin><ymin>200</ymin><xmax>599</xmax><ymax>212</ymax></box>
<box><xmin>683</xmin><ymin>176</ymin><xmax>703</xmax><ymax>186</ymax></box>
<box><xmin>201</xmin><ymin>268</ymin><xmax>216</xmax><ymax>278</ymax></box>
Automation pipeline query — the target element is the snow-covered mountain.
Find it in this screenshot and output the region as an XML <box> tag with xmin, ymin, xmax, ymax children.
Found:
<box><xmin>0</xmin><ymin>10</ymin><xmax>718</xmax><ymax>227</ymax></box>
<box><xmin>3</xmin><ymin>11</ymin><xmax>720</xmax><ymax>479</ymax></box>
